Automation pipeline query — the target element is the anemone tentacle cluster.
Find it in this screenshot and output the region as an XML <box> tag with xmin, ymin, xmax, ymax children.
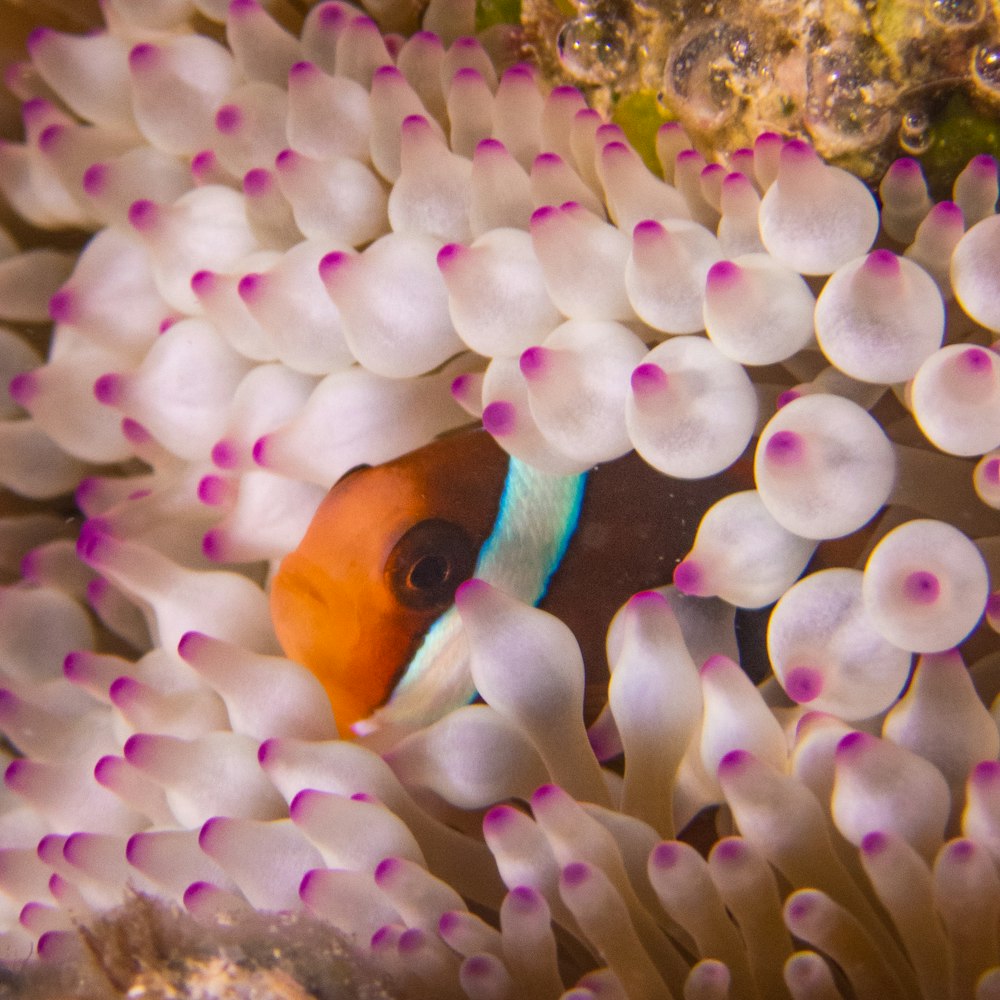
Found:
<box><xmin>0</xmin><ymin>0</ymin><xmax>999</xmax><ymax>997</ymax></box>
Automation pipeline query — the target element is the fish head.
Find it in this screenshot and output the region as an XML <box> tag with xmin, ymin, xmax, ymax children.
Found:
<box><xmin>270</xmin><ymin>432</ymin><xmax>507</xmax><ymax>733</ymax></box>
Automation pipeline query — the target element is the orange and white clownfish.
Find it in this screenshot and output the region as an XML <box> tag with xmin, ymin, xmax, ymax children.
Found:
<box><xmin>270</xmin><ymin>429</ymin><xmax>762</xmax><ymax>737</ymax></box>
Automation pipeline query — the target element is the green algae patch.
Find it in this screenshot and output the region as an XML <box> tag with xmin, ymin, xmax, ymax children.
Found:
<box><xmin>612</xmin><ymin>90</ymin><xmax>673</xmax><ymax>177</ymax></box>
<box><xmin>921</xmin><ymin>93</ymin><xmax>1000</xmax><ymax>198</ymax></box>
<box><xmin>476</xmin><ymin>0</ymin><xmax>522</xmax><ymax>30</ymax></box>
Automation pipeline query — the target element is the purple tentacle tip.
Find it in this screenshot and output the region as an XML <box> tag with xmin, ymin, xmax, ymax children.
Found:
<box><xmin>257</xmin><ymin>738</ymin><xmax>277</xmax><ymax>765</ymax></box>
<box><xmin>436</xmin><ymin>243</ymin><xmax>463</xmax><ymax>269</ymax></box>
<box><xmin>860</xmin><ymin>830</ymin><xmax>888</xmax><ymax>856</ymax></box>
<box><xmin>127</xmin><ymin>199</ymin><xmax>157</xmax><ymax>231</ymax></box>
<box><xmin>93</xmin><ymin>372</ymin><xmax>124</xmax><ymax>406</ymax></box>
<box><xmin>717</xmin><ymin>748</ymin><xmax>751</xmax><ymax>774</ymax></box>
<box><xmin>482</xmin><ymin>400</ymin><xmax>515</xmax><ymax>436</ymax></box>
<box><xmin>373</xmin><ymin>857</ymin><xmax>399</xmax><ymax>884</ymax></box>
<box><xmin>177</xmin><ymin>630</ymin><xmax>207</xmax><ymax>661</ymax></box>
<box><xmin>561</xmin><ymin>861</ymin><xmax>589</xmax><ymax>887</ymax></box>
<box><xmin>629</xmin><ymin>589</ymin><xmax>667</xmax><ymax>608</ymax></box>
<box><xmin>454</xmin><ymin>577</ymin><xmax>488</xmax><ymax>607</ymax></box>
<box><xmin>784</xmin><ymin>665</ymin><xmax>823</xmax><ymax>703</ymax></box>
<box><xmin>712</xmin><ymin>838</ymin><xmax>744</xmax><ymax>863</ymax></box>
<box><xmin>508</xmin><ymin>885</ymin><xmax>538</xmax><ymax>909</ymax></box>
<box><xmin>191</xmin><ymin>150</ymin><xmax>216</xmax><ymax>177</ymax></box>
<box><xmin>764</xmin><ymin>429</ymin><xmax>804</xmax><ymax>466</ymax></box>
<box><xmin>82</xmin><ymin>163</ymin><xmax>108</xmax><ymax>197</ymax></box>
<box><xmin>529</xmin><ymin>205</ymin><xmax>557</xmax><ymax>226</ymax></box>
<box><xmin>201</xmin><ymin>530</ymin><xmax>225</xmax><ymax>561</ymax></box>
<box><xmin>37</xmin><ymin>124</ymin><xmax>64</xmax><ymax>153</ymax></box>
<box><xmin>707</xmin><ymin>259</ymin><xmax>741</xmax><ymax>288</ymax></box>
<box><xmin>863</xmin><ymin>248</ymin><xmax>900</xmax><ymax>277</ymax></box>
<box><xmin>530</xmin><ymin>783</ymin><xmax>559</xmax><ymax>806</ymax></box>
<box><xmin>26</xmin><ymin>27</ymin><xmax>53</xmax><ymax>52</ymax></box>
<box><xmin>672</xmin><ymin>559</ymin><xmax>701</xmax><ymax>593</ymax></box>
<box><xmin>76</xmin><ymin>519</ymin><xmax>112</xmax><ymax>563</ymax></box>
<box><xmin>519</xmin><ymin>346</ymin><xmax>548</xmax><ymax>379</ymax></box>
<box><xmin>121</xmin><ymin>418</ymin><xmax>151</xmax><ymax>444</ymax></box>
<box><xmin>251</xmin><ymin>435</ymin><xmax>269</xmax><ymax>467</ymax></box>
<box><xmin>215</xmin><ymin>104</ymin><xmax>242</xmax><ymax>134</ymax></box>
<box><xmin>237</xmin><ymin>273</ymin><xmax>265</xmax><ymax>303</ymax></box>
<box><xmin>482</xmin><ymin>805</ymin><xmax>514</xmax><ymax>834</ymax></box>
<box><xmin>631</xmin><ymin>362</ymin><xmax>668</xmax><ymax>395</ymax></box>
<box><xmin>48</xmin><ymin>288</ymin><xmax>75</xmax><ymax>325</ymax></box>
<box><xmin>211</xmin><ymin>439</ymin><xmax>238</xmax><ymax>468</ymax></box>
<box><xmin>191</xmin><ymin>270</ymin><xmax>216</xmax><ymax>296</ymax></box>
<box><xmin>475</xmin><ymin>138</ymin><xmax>505</xmax><ymax>156</ymax></box>
<box><xmin>959</xmin><ymin>346</ymin><xmax>994</xmax><ymax>375</ymax></box>
<box><xmin>972</xmin><ymin>760</ymin><xmax>1000</xmax><ymax>785</ymax></box>
<box><xmin>318</xmin><ymin>251</ymin><xmax>349</xmax><ymax>281</ymax></box>
<box><xmin>632</xmin><ymin>218</ymin><xmax>665</xmax><ymax>242</ymax></box>
<box><xmin>902</xmin><ymin>570</ymin><xmax>940</xmax><ymax>605</ymax></box>
<box><xmin>128</xmin><ymin>43</ymin><xmax>158</xmax><ymax>70</ymax></box>
<box><xmin>8</xmin><ymin>372</ymin><xmax>38</xmax><ymax>407</ymax></box>
<box><xmin>243</xmin><ymin>168</ymin><xmax>271</xmax><ymax>196</ymax></box>
<box><xmin>651</xmin><ymin>841</ymin><xmax>681</xmax><ymax>869</ymax></box>
<box><xmin>836</xmin><ymin>730</ymin><xmax>869</xmax><ymax>757</ymax></box>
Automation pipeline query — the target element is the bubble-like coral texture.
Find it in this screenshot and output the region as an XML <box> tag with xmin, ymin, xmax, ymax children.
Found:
<box><xmin>0</xmin><ymin>1</ymin><xmax>999</xmax><ymax>997</ymax></box>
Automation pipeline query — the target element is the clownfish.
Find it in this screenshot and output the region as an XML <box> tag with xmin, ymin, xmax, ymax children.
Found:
<box><xmin>270</xmin><ymin>430</ymin><xmax>762</xmax><ymax>737</ymax></box>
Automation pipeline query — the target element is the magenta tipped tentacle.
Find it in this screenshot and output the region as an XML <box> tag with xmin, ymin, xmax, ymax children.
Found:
<box><xmin>814</xmin><ymin>249</ymin><xmax>945</xmax><ymax>384</ymax></box>
<box><xmin>607</xmin><ymin>590</ymin><xmax>701</xmax><ymax>836</ymax></box>
<box><xmin>624</xmin><ymin>217</ymin><xmax>722</xmax><ymax>334</ymax></box>
<box><xmin>520</xmin><ymin>319</ymin><xmax>645</xmax><ymax>466</ymax></box>
<box><xmin>832</xmin><ymin>730</ymin><xmax>951</xmax><ymax>861</ymax></box>
<box><xmin>458</xmin><ymin>583</ymin><xmax>609</xmax><ymax>807</ymax></box>
<box><xmin>596</xmin><ymin>139</ymin><xmax>691</xmax><ymax>231</ymax></box>
<box><xmin>769</xmin><ymin>569</ymin><xmax>912</xmax><ymax>720</ymax></box>
<box><xmin>320</xmin><ymin>232</ymin><xmax>462</xmax><ymax>378</ymax></box>
<box><xmin>673</xmin><ymin>148</ymin><xmax>718</xmax><ymax>230</ymax></box>
<box><xmin>225</xmin><ymin>0</ymin><xmax>302</xmax><ymax>87</ymax></box>
<box><xmin>384</xmin><ymin>704</ymin><xmax>548</xmax><ymax>809</ymax></box>
<box><xmin>862</xmin><ymin>519</ymin><xmax>990</xmax><ymax>652</ymax></box>
<box><xmin>953</xmin><ymin>153</ymin><xmax>999</xmax><ymax>229</ymax></box>
<box><xmin>437</xmin><ymin>229</ymin><xmax>561</xmax><ymax>357</ymax></box>
<box><xmin>388</xmin><ymin>113</ymin><xmax>473</xmax><ymax>242</ymax></box>
<box><xmin>274</xmin><ymin>146</ymin><xmax>388</xmax><ymax>246</ymax></box>
<box><xmin>445</xmin><ymin>68</ymin><xmax>493</xmax><ymax>159</ymax></box>
<box><xmin>716</xmin><ymin>171</ymin><xmax>765</xmax><ymax>256</ymax></box>
<box><xmin>755</xmin><ymin>393</ymin><xmax>896</xmax><ymax>539</ymax></box>
<box><xmin>879</xmin><ymin>158</ymin><xmax>933</xmax><ymax>244</ymax></box>
<box><xmin>759</xmin><ymin>139</ymin><xmax>879</xmax><ymax>274</ymax></box>
<box><xmin>911</xmin><ymin>343</ymin><xmax>1000</xmax><ymax>455</ymax></box>
<box><xmin>529</xmin><ymin>200</ymin><xmax>634</xmax><ymax>320</ymax></box>
<box><xmin>703</xmin><ymin>254</ymin><xmax>815</xmax><ymax>364</ymax></box>
<box><xmin>677</xmin><ymin>490</ymin><xmax>816</xmax><ymax>608</ymax></box>
<box><xmin>468</xmin><ymin>138</ymin><xmax>533</xmax><ymax>234</ymax></box>
<box><xmin>626</xmin><ymin>335</ymin><xmax>757</xmax><ymax>479</ymax></box>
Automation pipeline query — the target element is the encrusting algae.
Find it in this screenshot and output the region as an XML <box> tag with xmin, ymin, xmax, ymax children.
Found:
<box><xmin>0</xmin><ymin>1</ymin><xmax>998</xmax><ymax>998</ymax></box>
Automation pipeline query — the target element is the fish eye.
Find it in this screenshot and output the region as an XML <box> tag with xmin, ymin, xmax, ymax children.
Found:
<box><xmin>385</xmin><ymin>518</ymin><xmax>477</xmax><ymax>611</ymax></box>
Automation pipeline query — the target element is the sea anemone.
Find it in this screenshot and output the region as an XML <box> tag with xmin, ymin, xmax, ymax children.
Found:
<box><xmin>0</xmin><ymin>1</ymin><xmax>999</xmax><ymax>998</ymax></box>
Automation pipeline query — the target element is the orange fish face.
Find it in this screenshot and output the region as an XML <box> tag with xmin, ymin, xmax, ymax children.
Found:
<box><xmin>270</xmin><ymin>432</ymin><xmax>508</xmax><ymax>734</ymax></box>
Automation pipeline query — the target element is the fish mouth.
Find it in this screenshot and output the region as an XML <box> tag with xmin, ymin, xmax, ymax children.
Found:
<box><xmin>270</xmin><ymin>550</ymin><xmax>444</xmax><ymax>734</ymax></box>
